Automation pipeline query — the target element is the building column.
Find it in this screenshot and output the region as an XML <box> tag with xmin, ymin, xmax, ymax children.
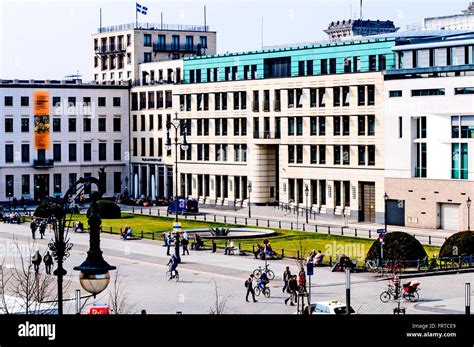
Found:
<box><xmin>326</xmin><ymin>180</ymin><xmax>335</xmax><ymax>215</ymax></box>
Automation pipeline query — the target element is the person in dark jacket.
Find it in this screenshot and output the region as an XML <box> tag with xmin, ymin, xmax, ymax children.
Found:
<box><xmin>282</xmin><ymin>266</ymin><xmax>291</xmax><ymax>292</ymax></box>
<box><xmin>43</xmin><ymin>251</ymin><xmax>54</xmax><ymax>275</ymax></box>
<box><xmin>31</xmin><ymin>251</ymin><xmax>42</xmax><ymax>273</ymax></box>
<box><xmin>30</xmin><ymin>220</ymin><xmax>37</xmax><ymax>240</ymax></box>
<box><xmin>285</xmin><ymin>275</ymin><xmax>299</xmax><ymax>306</ymax></box>
<box><xmin>245</xmin><ymin>274</ymin><xmax>257</xmax><ymax>303</ymax></box>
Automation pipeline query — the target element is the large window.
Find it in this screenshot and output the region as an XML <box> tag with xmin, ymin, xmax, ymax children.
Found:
<box><xmin>411</xmin><ymin>89</ymin><xmax>445</xmax><ymax>97</ymax></box>
<box><xmin>263</xmin><ymin>57</ymin><xmax>291</xmax><ymax>78</ymax></box>
<box><xmin>5</xmin><ymin>144</ymin><xmax>14</xmax><ymax>163</ymax></box>
<box><xmin>452</xmin><ymin>143</ymin><xmax>468</xmax><ymax>179</ymax></box>
<box><xmin>415</xmin><ymin>143</ymin><xmax>427</xmax><ymax>178</ymax></box>
<box><xmin>452</xmin><ymin>116</ymin><xmax>474</xmax><ymax>138</ymax></box>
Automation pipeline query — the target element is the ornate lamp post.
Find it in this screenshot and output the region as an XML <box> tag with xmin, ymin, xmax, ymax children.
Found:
<box><xmin>304</xmin><ymin>184</ymin><xmax>309</xmax><ymax>224</ymax></box>
<box><xmin>467</xmin><ymin>197</ymin><xmax>471</xmax><ymax>232</ymax></box>
<box><xmin>247</xmin><ymin>181</ymin><xmax>252</xmax><ymax>218</ymax></box>
<box><xmin>165</xmin><ymin>113</ymin><xmax>189</xmax><ymax>263</ymax></box>
<box><xmin>49</xmin><ymin>168</ymin><xmax>115</xmax><ymax>315</ymax></box>
<box><xmin>384</xmin><ymin>192</ymin><xmax>389</xmax><ymax>233</ymax></box>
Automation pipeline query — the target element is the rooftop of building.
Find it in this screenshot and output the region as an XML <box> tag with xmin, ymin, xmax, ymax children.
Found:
<box><xmin>96</xmin><ymin>22</ymin><xmax>214</xmax><ymax>34</ymax></box>
<box><xmin>425</xmin><ymin>2</ymin><xmax>474</xmax><ymax>20</ymax></box>
<box><xmin>325</xmin><ymin>19</ymin><xmax>398</xmax><ymax>30</ymax></box>
<box><xmin>0</xmin><ymin>79</ymin><xmax>130</xmax><ymax>89</ymax></box>
<box><xmin>185</xmin><ymin>36</ymin><xmax>397</xmax><ymax>61</ymax></box>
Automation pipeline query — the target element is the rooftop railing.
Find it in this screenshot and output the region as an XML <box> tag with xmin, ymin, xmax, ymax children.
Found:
<box><xmin>97</xmin><ymin>22</ymin><xmax>210</xmax><ymax>34</ymax></box>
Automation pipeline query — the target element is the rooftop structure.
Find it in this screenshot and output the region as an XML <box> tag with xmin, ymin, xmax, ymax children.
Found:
<box><xmin>424</xmin><ymin>2</ymin><xmax>474</xmax><ymax>30</ymax></box>
<box><xmin>324</xmin><ymin>19</ymin><xmax>399</xmax><ymax>41</ymax></box>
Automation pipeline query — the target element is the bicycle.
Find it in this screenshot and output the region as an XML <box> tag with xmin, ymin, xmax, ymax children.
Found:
<box><xmin>166</xmin><ymin>269</ymin><xmax>179</xmax><ymax>282</ymax></box>
<box><xmin>253</xmin><ymin>265</ymin><xmax>275</xmax><ymax>280</ymax></box>
<box><xmin>364</xmin><ymin>259</ymin><xmax>381</xmax><ymax>273</ymax></box>
<box><xmin>380</xmin><ymin>284</ymin><xmax>401</xmax><ymax>303</ymax></box>
<box><xmin>417</xmin><ymin>256</ymin><xmax>439</xmax><ymax>272</ymax></box>
<box><xmin>254</xmin><ymin>285</ymin><xmax>271</xmax><ymax>298</ymax></box>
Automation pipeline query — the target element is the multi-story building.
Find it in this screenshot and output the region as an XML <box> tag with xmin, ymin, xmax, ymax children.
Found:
<box><xmin>384</xmin><ymin>32</ymin><xmax>474</xmax><ymax>230</ymax></box>
<box><xmin>0</xmin><ymin>79</ymin><xmax>130</xmax><ymax>202</ymax></box>
<box><xmin>324</xmin><ymin>19</ymin><xmax>399</xmax><ymax>41</ymax></box>
<box><xmin>92</xmin><ymin>22</ymin><xmax>216</xmax><ymax>84</ymax></box>
<box><xmin>163</xmin><ymin>37</ymin><xmax>398</xmax><ymax>223</ymax></box>
<box><xmin>423</xmin><ymin>2</ymin><xmax>474</xmax><ymax>30</ymax></box>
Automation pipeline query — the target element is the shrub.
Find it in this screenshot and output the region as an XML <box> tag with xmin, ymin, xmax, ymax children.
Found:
<box><xmin>440</xmin><ymin>231</ymin><xmax>474</xmax><ymax>258</ymax></box>
<box><xmin>34</xmin><ymin>202</ymin><xmax>63</xmax><ymax>219</ymax></box>
<box><xmin>366</xmin><ymin>231</ymin><xmax>427</xmax><ymax>265</ymax></box>
<box><xmin>96</xmin><ymin>200</ymin><xmax>121</xmax><ymax>219</ymax></box>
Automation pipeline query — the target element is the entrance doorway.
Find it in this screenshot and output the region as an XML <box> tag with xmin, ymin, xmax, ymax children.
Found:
<box><xmin>359</xmin><ymin>182</ymin><xmax>375</xmax><ymax>222</ymax></box>
<box><xmin>34</xmin><ymin>175</ymin><xmax>50</xmax><ymax>202</ymax></box>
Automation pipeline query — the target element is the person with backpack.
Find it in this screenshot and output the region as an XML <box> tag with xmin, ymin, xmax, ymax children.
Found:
<box><xmin>245</xmin><ymin>274</ymin><xmax>257</xmax><ymax>303</ymax></box>
<box><xmin>31</xmin><ymin>251</ymin><xmax>42</xmax><ymax>274</ymax></box>
<box><xmin>39</xmin><ymin>221</ymin><xmax>47</xmax><ymax>239</ymax></box>
<box><xmin>285</xmin><ymin>275</ymin><xmax>299</xmax><ymax>306</ymax></box>
<box><xmin>43</xmin><ymin>251</ymin><xmax>54</xmax><ymax>275</ymax></box>
<box><xmin>282</xmin><ymin>266</ymin><xmax>291</xmax><ymax>292</ymax></box>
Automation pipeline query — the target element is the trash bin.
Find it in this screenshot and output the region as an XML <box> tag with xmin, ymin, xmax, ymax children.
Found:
<box><xmin>212</xmin><ymin>241</ymin><xmax>217</xmax><ymax>253</ymax></box>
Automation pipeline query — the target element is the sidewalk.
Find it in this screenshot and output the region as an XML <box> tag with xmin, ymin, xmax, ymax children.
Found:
<box><xmin>119</xmin><ymin>204</ymin><xmax>452</xmax><ymax>247</ymax></box>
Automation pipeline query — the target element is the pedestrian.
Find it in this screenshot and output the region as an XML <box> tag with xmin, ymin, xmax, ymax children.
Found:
<box><xmin>182</xmin><ymin>236</ymin><xmax>189</xmax><ymax>256</ymax></box>
<box><xmin>30</xmin><ymin>220</ymin><xmax>37</xmax><ymax>240</ymax></box>
<box><xmin>282</xmin><ymin>266</ymin><xmax>291</xmax><ymax>292</ymax></box>
<box><xmin>166</xmin><ymin>232</ymin><xmax>172</xmax><ymax>256</ymax></box>
<box><xmin>285</xmin><ymin>275</ymin><xmax>298</xmax><ymax>306</ymax></box>
<box><xmin>43</xmin><ymin>251</ymin><xmax>54</xmax><ymax>275</ymax></box>
<box><xmin>245</xmin><ymin>274</ymin><xmax>257</xmax><ymax>303</ymax></box>
<box><xmin>298</xmin><ymin>267</ymin><xmax>307</xmax><ymax>293</ymax></box>
<box><xmin>39</xmin><ymin>221</ymin><xmax>46</xmax><ymax>239</ymax></box>
<box><xmin>31</xmin><ymin>250</ymin><xmax>42</xmax><ymax>274</ymax></box>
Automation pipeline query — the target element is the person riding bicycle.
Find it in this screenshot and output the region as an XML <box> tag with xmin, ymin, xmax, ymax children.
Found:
<box><xmin>391</xmin><ymin>272</ymin><xmax>401</xmax><ymax>299</ymax></box>
<box><xmin>167</xmin><ymin>254</ymin><xmax>179</xmax><ymax>278</ymax></box>
<box><xmin>257</xmin><ymin>271</ymin><xmax>269</xmax><ymax>291</ymax></box>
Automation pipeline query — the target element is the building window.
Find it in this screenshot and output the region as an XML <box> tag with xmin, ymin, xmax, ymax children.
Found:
<box><xmin>334</xmin><ymin>146</ymin><xmax>341</xmax><ymax>165</ymax></box>
<box><xmin>22</xmin><ymin>175</ymin><xmax>30</xmax><ymax>195</ymax></box>
<box><xmin>83</xmin><ymin>143</ymin><xmax>92</xmax><ymax>162</ymax></box>
<box><xmin>68</xmin><ymin>118</ymin><xmax>76</xmax><ymax>132</ymax></box>
<box><xmin>113</xmin><ymin>118</ymin><xmax>121</xmax><ymax>132</ymax></box>
<box><xmin>368</xmin><ymin>115</ymin><xmax>375</xmax><ymax>136</ymax></box>
<box><xmin>368</xmin><ymin>145</ymin><xmax>375</xmax><ymax>166</ymax></box>
<box><xmin>288</xmin><ymin>145</ymin><xmax>295</xmax><ymax>163</ymax></box>
<box><xmin>149</xmin><ymin>138</ymin><xmax>154</xmax><ymax>157</ymax></box>
<box><xmin>310</xmin><ymin>145</ymin><xmax>317</xmax><ymax>164</ymax></box>
<box><xmin>389</xmin><ymin>90</ymin><xmax>403</xmax><ymax>98</ymax></box>
<box><xmin>454</xmin><ymin>87</ymin><xmax>474</xmax><ymax>95</ymax></box>
<box><xmin>416</xmin><ymin>116</ymin><xmax>427</xmax><ymax>138</ymax></box>
<box><xmin>399</xmin><ymin>117</ymin><xmax>403</xmax><ymax>138</ymax></box>
<box><xmin>342</xmin><ymin>116</ymin><xmax>350</xmax><ymax>136</ymax></box>
<box><xmin>288</xmin><ymin>117</ymin><xmax>295</xmax><ymax>136</ymax></box>
<box><xmin>310</xmin><ymin>89</ymin><xmax>317</xmax><ymax>108</ymax></box>
<box><xmin>5</xmin><ymin>119</ymin><xmax>13</xmax><ymax>132</ymax></box>
<box><xmin>318</xmin><ymin>88</ymin><xmax>326</xmax><ymax>107</ymax></box>
<box><xmin>318</xmin><ymin>116</ymin><xmax>326</xmax><ymax>135</ymax></box>
<box><xmin>296</xmin><ymin>145</ymin><xmax>303</xmax><ymax>164</ymax></box>
<box><xmin>53</xmin><ymin>143</ymin><xmax>61</xmax><ymax>162</ymax></box>
<box><xmin>358</xmin><ymin>145</ymin><xmax>366</xmax><ymax>165</ymax></box>
<box><xmin>334</xmin><ymin>116</ymin><xmax>341</xmax><ymax>136</ymax></box>
<box><xmin>411</xmin><ymin>89</ymin><xmax>445</xmax><ymax>97</ymax></box>
<box><xmin>21</xmin><ymin>144</ymin><xmax>29</xmax><ymax>163</ymax></box>
<box><xmin>5</xmin><ymin>145</ymin><xmax>14</xmax><ymax>163</ymax></box>
<box><xmin>369</xmin><ymin>55</ymin><xmax>377</xmax><ymax>71</ymax></box>
<box><xmin>53</xmin><ymin>118</ymin><xmax>61</xmax><ymax>132</ymax></box>
<box><xmin>53</xmin><ymin>174</ymin><xmax>61</xmax><ymax>195</ymax></box>
<box><xmin>367</xmin><ymin>85</ymin><xmax>375</xmax><ymax>105</ymax></box>
<box><xmin>296</xmin><ymin>117</ymin><xmax>303</xmax><ymax>136</ymax></box>
<box><xmin>358</xmin><ymin>86</ymin><xmax>365</xmax><ymax>106</ymax></box>
<box><xmin>98</xmin><ymin>97</ymin><xmax>106</xmax><ymax>107</ymax></box>
<box><xmin>358</xmin><ymin>116</ymin><xmax>366</xmax><ymax>136</ymax></box>
<box><xmin>114</xmin><ymin>172</ymin><xmax>121</xmax><ymax>194</ymax></box>
<box><xmin>452</xmin><ymin>143</ymin><xmax>468</xmax><ymax>179</ymax></box>
<box><xmin>4</xmin><ymin>96</ymin><xmax>13</xmax><ymax>106</ymax></box>
<box><xmin>144</xmin><ymin>52</ymin><xmax>152</xmax><ymax>63</ymax></box>
<box><xmin>342</xmin><ymin>145</ymin><xmax>350</xmax><ymax>165</ymax></box>
<box><xmin>415</xmin><ymin>143</ymin><xmax>427</xmax><ymax>178</ymax></box>
<box><xmin>113</xmin><ymin>97</ymin><xmax>121</xmax><ymax>107</ymax></box>
<box><xmin>5</xmin><ymin>175</ymin><xmax>14</xmax><ymax>197</ymax></box>
<box><xmin>144</xmin><ymin>34</ymin><xmax>151</xmax><ymax>46</ymax></box>
<box><xmin>68</xmin><ymin>97</ymin><xmax>76</xmax><ymax>106</ymax></box>
<box><xmin>329</xmin><ymin>58</ymin><xmax>337</xmax><ymax>74</ymax></box>
<box><xmin>21</xmin><ymin>96</ymin><xmax>29</xmax><ymax>106</ymax></box>
<box><xmin>310</xmin><ymin>117</ymin><xmax>317</xmax><ymax>136</ymax></box>
<box><xmin>114</xmin><ymin>143</ymin><xmax>122</xmax><ymax>161</ymax></box>
<box><xmin>319</xmin><ymin>145</ymin><xmax>326</xmax><ymax>164</ymax></box>
<box><xmin>69</xmin><ymin>143</ymin><xmax>77</xmax><ymax>162</ymax></box>
<box><xmin>98</xmin><ymin>118</ymin><xmax>106</xmax><ymax>132</ymax></box>
<box><xmin>99</xmin><ymin>143</ymin><xmax>107</xmax><ymax>161</ymax></box>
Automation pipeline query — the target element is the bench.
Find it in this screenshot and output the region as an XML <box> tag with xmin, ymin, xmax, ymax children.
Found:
<box><xmin>225</xmin><ymin>247</ymin><xmax>247</xmax><ymax>256</ymax></box>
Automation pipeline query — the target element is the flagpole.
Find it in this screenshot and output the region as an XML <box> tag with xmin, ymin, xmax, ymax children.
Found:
<box><xmin>136</xmin><ymin>3</ymin><xmax>138</xmax><ymax>28</ymax></box>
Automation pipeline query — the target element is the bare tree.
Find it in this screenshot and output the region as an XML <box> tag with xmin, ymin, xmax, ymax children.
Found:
<box><xmin>108</xmin><ymin>267</ymin><xmax>136</xmax><ymax>314</ymax></box>
<box><xmin>0</xmin><ymin>239</ymin><xmax>58</xmax><ymax>314</ymax></box>
<box><xmin>209</xmin><ymin>280</ymin><xmax>230</xmax><ymax>315</ymax></box>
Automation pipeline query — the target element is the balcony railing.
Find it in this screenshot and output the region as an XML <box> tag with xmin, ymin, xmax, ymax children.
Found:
<box><xmin>97</xmin><ymin>22</ymin><xmax>210</xmax><ymax>34</ymax></box>
<box><xmin>95</xmin><ymin>44</ymin><xmax>126</xmax><ymax>54</ymax></box>
<box><xmin>33</xmin><ymin>159</ymin><xmax>54</xmax><ymax>168</ymax></box>
<box><xmin>153</xmin><ymin>43</ymin><xmax>204</xmax><ymax>53</ymax></box>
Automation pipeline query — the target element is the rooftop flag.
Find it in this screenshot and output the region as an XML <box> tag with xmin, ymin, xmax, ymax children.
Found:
<box><xmin>136</xmin><ymin>3</ymin><xmax>148</xmax><ymax>15</ymax></box>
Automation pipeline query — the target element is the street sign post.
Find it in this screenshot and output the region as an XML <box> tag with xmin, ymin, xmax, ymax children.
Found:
<box><xmin>307</xmin><ymin>261</ymin><xmax>314</xmax><ymax>308</ymax></box>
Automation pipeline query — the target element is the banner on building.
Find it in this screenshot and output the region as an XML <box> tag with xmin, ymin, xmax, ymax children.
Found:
<box><xmin>33</xmin><ymin>91</ymin><xmax>50</xmax><ymax>150</ymax></box>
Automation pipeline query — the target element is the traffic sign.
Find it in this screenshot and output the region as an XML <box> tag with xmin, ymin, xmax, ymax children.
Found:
<box><xmin>306</xmin><ymin>261</ymin><xmax>314</xmax><ymax>276</ymax></box>
<box><xmin>378</xmin><ymin>233</ymin><xmax>385</xmax><ymax>242</ymax></box>
<box><xmin>376</xmin><ymin>228</ymin><xmax>386</xmax><ymax>234</ymax></box>
<box><xmin>87</xmin><ymin>305</ymin><xmax>110</xmax><ymax>315</ymax></box>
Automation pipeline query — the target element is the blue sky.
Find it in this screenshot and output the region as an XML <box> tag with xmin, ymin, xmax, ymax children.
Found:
<box><xmin>0</xmin><ymin>0</ymin><xmax>469</xmax><ymax>80</ymax></box>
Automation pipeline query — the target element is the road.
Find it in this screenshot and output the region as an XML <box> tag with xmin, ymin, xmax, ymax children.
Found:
<box><xmin>0</xmin><ymin>222</ymin><xmax>472</xmax><ymax>314</ymax></box>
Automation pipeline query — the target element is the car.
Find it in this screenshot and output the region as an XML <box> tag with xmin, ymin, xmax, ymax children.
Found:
<box><xmin>167</xmin><ymin>198</ymin><xmax>199</xmax><ymax>214</ymax></box>
<box><xmin>297</xmin><ymin>300</ymin><xmax>355</xmax><ymax>315</ymax></box>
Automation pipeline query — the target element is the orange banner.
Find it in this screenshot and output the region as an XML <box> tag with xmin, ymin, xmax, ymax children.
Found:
<box><xmin>33</xmin><ymin>91</ymin><xmax>50</xmax><ymax>150</ymax></box>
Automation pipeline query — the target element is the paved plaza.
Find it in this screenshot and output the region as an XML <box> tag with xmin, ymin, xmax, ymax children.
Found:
<box><xmin>0</xmin><ymin>222</ymin><xmax>471</xmax><ymax>314</ymax></box>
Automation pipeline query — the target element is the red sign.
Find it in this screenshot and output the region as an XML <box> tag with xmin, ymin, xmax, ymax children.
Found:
<box><xmin>87</xmin><ymin>305</ymin><xmax>110</xmax><ymax>315</ymax></box>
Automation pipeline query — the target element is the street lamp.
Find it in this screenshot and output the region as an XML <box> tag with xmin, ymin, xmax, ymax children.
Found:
<box><xmin>166</xmin><ymin>113</ymin><xmax>189</xmax><ymax>263</ymax></box>
<box><xmin>467</xmin><ymin>197</ymin><xmax>472</xmax><ymax>232</ymax></box>
<box><xmin>49</xmin><ymin>168</ymin><xmax>116</xmax><ymax>314</ymax></box>
<box><xmin>247</xmin><ymin>181</ymin><xmax>252</xmax><ymax>218</ymax></box>
<box><xmin>384</xmin><ymin>192</ymin><xmax>389</xmax><ymax>233</ymax></box>
<box><xmin>7</xmin><ymin>179</ymin><xmax>13</xmax><ymax>210</ymax></box>
<box><xmin>304</xmin><ymin>184</ymin><xmax>309</xmax><ymax>224</ymax></box>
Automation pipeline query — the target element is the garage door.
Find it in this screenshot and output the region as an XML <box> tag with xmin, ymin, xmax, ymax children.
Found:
<box><xmin>440</xmin><ymin>204</ymin><xmax>459</xmax><ymax>230</ymax></box>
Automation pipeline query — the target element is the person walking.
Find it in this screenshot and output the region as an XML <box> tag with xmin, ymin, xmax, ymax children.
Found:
<box><xmin>166</xmin><ymin>232</ymin><xmax>172</xmax><ymax>256</ymax></box>
<box><xmin>282</xmin><ymin>266</ymin><xmax>291</xmax><ymax>293</ymax></box>
<box><xmin>30</xmin><ymin>220</ymin><xmax>37</xmax><ymax>240</ymax></box>
<box><xmin>31</xmin><ymin>251</ymin><xmax>42</xmax><ymax>274</ymax></box>
<box><xmin>285</xmin><ymin>275</ymin><xmax>298</xmax><ymax>306</ymax></box>
<box><xmin>182</xmin><ymin>236</ymin><xmax>189</xmax><ymax>256</ymax></box>
<box><xmin>43</xmin><ymin>251</ymin><xmax>54</xmax><ymax>275</ymax></box>
<box><xmin>39</xmin><ymin>221</ymin><xmax>46</xmax><ymax>239</ymax></box>
<box><xmin>245</xmin><ymin>274</ymin><xmax>257</xmax><ymax>303</ymax></box>
<box><xmin>298</xmin><ymin>267</ymin><xmax>307</xmax><ymax>293</ymax></box>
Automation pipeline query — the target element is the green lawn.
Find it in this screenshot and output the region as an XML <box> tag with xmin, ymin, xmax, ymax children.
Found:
<box><xmin>61</xmin><ymin>213</ymin><xmax>440</xmax><ymax>261</ymax></box>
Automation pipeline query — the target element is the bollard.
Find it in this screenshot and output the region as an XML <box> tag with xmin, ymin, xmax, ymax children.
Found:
<box><xmin>256</xmin><ymin>219</ymin><xmax>259</xmax><ymax>226</ymax></box>
<box><xmin>297</xmin><ymin>250</ymin><xmax>300</xmax><ymax>259</ymax></box>
<box><xmin>204</xmin><ymin>215</ymin><xmax>207</xmax><ymax>221</ymax></box>
<box><xmin>278</xmin><ymin>221</ymin><xmax>281</xmax><ymax>229</ymax></box>
<box><xmin>141</xmin><ymin>230</ymin><xmax>144</xmax><ymax>238</ymax></box>
<box><xmin>141</xmin><ymin>208</ymin><xmax>143</xmax><ymax>214</ymax></box>
<box><xmin>252</xmin><ymin>245</ymin><xmax>255</xmax><ymax>253</ymax></box>
<box><xmin>429</xmin><ymin>235</ymin><xmax>431</xmax><ymax>245</ymax></box>
<box><xmin>355</xmin><ymin>229</ymin><xmax>357</xmax><ymax>237</ymax></box>
<box><xmin>235</xmin><ymin>217</ymin><xmax>237</xmax><ymax>224</ymax></box>
<box><xmin>245</xmin><ymin>218</ymin><xmax>248</xmax><ymax>225</ymax></box>
<box><xmin>291</xmin><ymin>222</ymin><xmax>293</xmax><ymax>230</ymax></box>
<box><xmin>185</xmin><ymin>214</ymin><xmax>188</xmax><ymax>219</ymax></box>
<box><xmin>303</xmin><ymin>224</ymin><xmax>305</xmax><ymax>231</ymax></box>
<box><xmin>152</xmin><ymin>232</ymin><xmax>155</xmax><ymax>240</ymax></box>
<box><xmin>341</xmin><ymin>227</ymin><xmax>344</xmax><ymax>236</ymax></box>
<box><xmin>329</xmin><ymin>256</ymin><xmax>333</xmax><ymax>267</ymax></box>
<box><xmin>224</xmin><ymin>216</ymin><xmax>227</xmax><ymax>223</ymax></box>
<box><xmin>369</xmin><ymin>230</ymin><xmax>372</xmax><ymax>238</ymax></box>
<box><xmin>132</xmin><ymin>207</ymin><xmax>135</xmax><ymax>213</ymax></box>
<box><xmin>212</xmin><ymin>241</ymin><xmax>217</xmax><ymax>253</ymax></box>
<box><xmin>120</xmin><ymin>228</ymin><xmax>122</xmax><ymax>235</ymax></box>
<box><xmin>110</xmin><ymin>227</ymin><xmax>113</xmax><ymax>234</ymax></box>
<box><xmin>214</xmin><ymin>215</ymin><xmax>216</xmax><ymax>222</ymax></box>
<box><xmin>282</xmin><ymin>249</ymin><xmax>285</xmax><ymax>258</ymax></box>
<box><xmin>239</xmin><ymin>243</ymin><xmax>241</xmax><ymax>250</ymax></box>
<box><xmin>328</xmin><ymin>226</ymin><xmax>331</xmax><ymax>235</ymax></box>
<box><xmin>194</xmin><ymin>215</ymin><xmax>197</xmax><ymax>220</ymax></box>
<box><xmin>166</xmin><ymin>210</ymin><xmax>169</xmax><ymax>217</ymax></box>
<box><xmin>315</xmin><ymin>225</ymin><xmax>318</xmax><ymax>232</ymax></box>
<box><xmin>267</xmin><ymin>220</ymin><xmax>270</xmax><ymax>227</ymax></box>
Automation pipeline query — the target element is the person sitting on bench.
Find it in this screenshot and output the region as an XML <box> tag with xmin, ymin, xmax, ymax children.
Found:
<box><xmin>194</xmin><ymin>234</ymin><xmax>204</xmax><ymax>250</ymax></box>
<box><xmin>224</xmin><ymin>240</ymin><xmax>236</xmax><ymax>255</ymax></box>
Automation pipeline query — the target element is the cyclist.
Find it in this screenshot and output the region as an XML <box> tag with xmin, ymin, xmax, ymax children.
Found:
<box><xmin>257</xmin><ymin>271</ymin><xmax>269</xmax><ymax>292</ymax></box>
<box><xmin>391</xmin><ymin>272</ymin><xmax>401</xmax><ymax>299</ymax></box>
<box><xmin>167</xmin><ymin>254</ymin><xmax>179</xmax><ymax>279</ymax></box>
